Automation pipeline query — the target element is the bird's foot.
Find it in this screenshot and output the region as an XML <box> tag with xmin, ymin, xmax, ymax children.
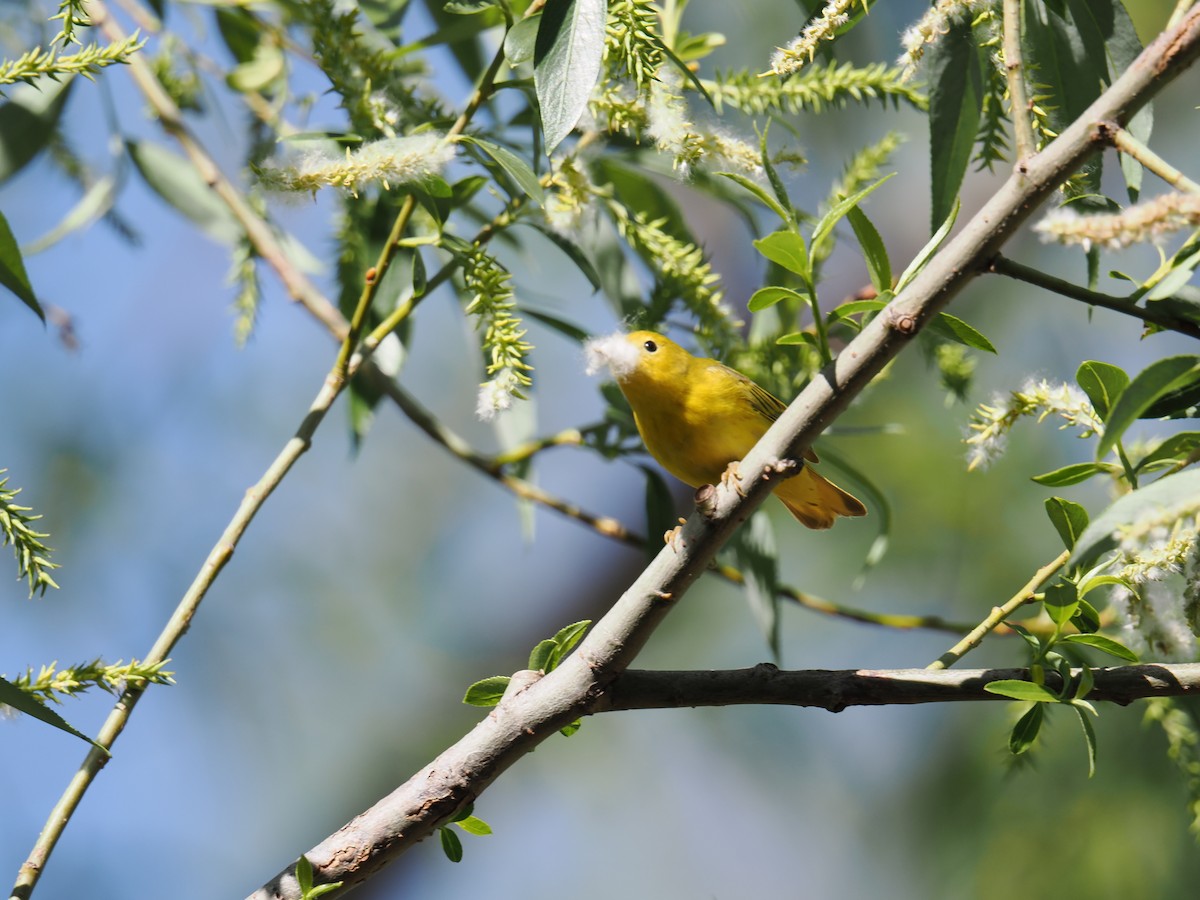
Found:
<box><xmin>720</xmin><ymin>461</ymin><xmax>746</xmax><ymax>496</ymax></box>
<box><xmin>663</xmin><ymin>517</ymin><xmax>687</xmax><ymax>552</ymax></box>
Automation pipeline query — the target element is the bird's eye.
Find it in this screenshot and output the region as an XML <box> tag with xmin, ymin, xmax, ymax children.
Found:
<box><xmin>643</xmin><ymin>340</ymin><xmax>658</xmax><ymax>353</ymax></box>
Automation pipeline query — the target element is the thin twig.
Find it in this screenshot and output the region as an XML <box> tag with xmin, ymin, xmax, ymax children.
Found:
<box><xmin>1102</xmin><ymin>121</ymin><xmax>1200</xmax><ymax>194</ymax></box>
<box><xmin>988</xmin><ymin>254</ymin><xmax>1200</xmax><ymax>340</ymax></box>
<box><xmin>927</xmin><ymin>550</ymin><xmax>1069</xmax><ymax>670</ymax></box>
<box><xmin>1003</xmin><ymin>0</ymin><xmax>1036</xmax><ymax>163</ymax></box>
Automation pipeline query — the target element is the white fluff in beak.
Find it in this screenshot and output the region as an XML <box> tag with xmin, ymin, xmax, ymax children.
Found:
<box><xmin>584</xmin><ymin>332</ymin><xmax>639</xmax><ymax>380</ymax></box>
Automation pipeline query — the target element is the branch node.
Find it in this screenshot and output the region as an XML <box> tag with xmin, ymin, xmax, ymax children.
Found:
<box><xmin>694</xmin><ymin>484</ymin><xmax>718</xmax><ymax>518</ymax></box>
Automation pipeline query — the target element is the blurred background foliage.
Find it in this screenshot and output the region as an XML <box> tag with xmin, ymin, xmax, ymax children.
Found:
<box><xmin>3</xmin><ymin>0</ymin><xmax>1200</xmax><ymax>898</ymax></box>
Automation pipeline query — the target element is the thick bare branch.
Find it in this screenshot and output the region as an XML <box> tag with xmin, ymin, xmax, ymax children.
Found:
<box><xmin>249</xmin><ymin>8</ymin><xmax>1200</xmax><ymax>900</ymax></box>
<box><xmin>602</xmin><ymin>663</ymin><xmax>1200</xmax><ymax>711</ymax></box>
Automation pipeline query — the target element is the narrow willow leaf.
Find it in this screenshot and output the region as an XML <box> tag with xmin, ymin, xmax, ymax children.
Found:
<box><xmin>22</xmin><ymin>174</ymin><xmax>118</xmax><ymax>256</ymax></box>
<box><xmin>641</xmin><ymin>464</ymin><xmax>677</xmax><ymax>559</ymax></box>
<box><xmin>748</xmin><ymin>286</ymin><xmax>806</xmax><ymax>312</ymax></box>
<box><xmin>0</xmin><ymin>676</ymin><xmax>105</xmax><ymax>751</ymax></box>
<box><xmin>1137</xmin><ymin>431</ymin><xmax>1200</xmax><ymax>473</ymax></box>
<box><xmin>753</xmin><ymin>230</ymin><xmax>809</xmax><ymax>278</ymax></box>
<box><xmin>926</xmin><ymin>19</ymin><xmax>982</xmax><ymax>231</ymax></box>
<box><xmin>520</xmin><ymin>305</ymin><xmax>591</xmax><ymax>343</ymax></box>
<box><xmin>724</xmin><ymin>511</ymin><xmax>781</xmax><ymax>661</ymax></box>
<box><xmin>459</xmin><ymin>135</ymin><xmax>544</xmax><ymax>204</ymax></box>
<box><xmin>127</xmin><ymin>140</ymin><xmax>244</xmax><ymax>245</ymax></box>
<box><xmin>984</xmin><ymin>680</ymin><xmax>1061</xmax><ymax>703</ymax></box>
<box><xmin>895</xmin><ymin>197</ymin><xmax>959</xmax><ymax>292</ymax></box>
<box><xmin>1031</xmin><ymin>462</ymin><xmax>1114</xmax><ymax>486</ymax></box>
<box><xmin>1073</xmin><ymin>598</ymin><xmax>1101</xmax><ymax>634</ymax></box>
<box><xmin>534</xmin><ymin>0</ymin><xmax>607</xmax><ymax>153</ymax></box>
<box><xmin>1071</xmin><ymin>702</ymin><xmax>1098</xmax><ymax>777</ymax></box>
<box><xmin>1076</xmin><ymin>360</ymin><xmax>1129</xmax><ymax>422</ymax></box>
<box><xmin>1061</xmin><ymin>633</ymin><xmax>1139</xmax><ymax>662</ymax></box>
<box><xmin>440</xmin><ymin>827</ymin><xmax>463</xmax><ymax>862</ymax></box>
<box><xmin>0</xmin><ymin>210</ymin><xmax>41</xmax><ymax>319</ymax></box>
<box><xmin>518</xmin><ymin>222</ymin><xmax>601</xmax><ymax>291</ymax></box>
<box><xmin>1097</xmin><ymin>355</ymin><xmax>1200</xmax><ymax>459</ymax></box>
<box><xmin>1009</xmin><ymin>703</ymin><xmax>1044</xmax><ymax>755</ymax></box>
<box><xmin>810</xmin><ymin>174</ymin><xmax>894</xmax><ymax>250</ymax></box>
<box><xmin>462</xmin><ymin>675</ymin><xmax>511</xmax><ymax>707</ymax></box>
<box><xmin>716</xmin><ymin>171</ymin><xmax>792</xmax><ymax>226</ymax></box>
<box><xmin>928</xmin><ymin>312</ymin><xmax>996</xmax><ymax>353</ymax></box>
<box><xmin>0</xmin><ymin>77</ymin><xmax>73</xmax><ymax>184</ymax></box>
<box><xmin>846</xmin><ymin>206</ymin><xmax>891</xmax><ymax>293</ymax></box>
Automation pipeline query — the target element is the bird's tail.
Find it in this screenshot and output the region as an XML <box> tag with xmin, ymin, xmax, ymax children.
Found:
<box><xmin>775</xmin><ymin>467</ymin><xmax>867</xmax><ymax>530</ymax></box>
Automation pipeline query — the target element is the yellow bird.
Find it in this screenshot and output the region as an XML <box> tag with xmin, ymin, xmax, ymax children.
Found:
<box><xmin>586</xmin><ymin>330</ymin><xmax>866</xmax><ymax>530</ymax></box>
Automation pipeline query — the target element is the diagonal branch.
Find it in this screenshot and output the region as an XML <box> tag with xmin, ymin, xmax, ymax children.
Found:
<box><xmin>249</xmin><ymin>7</ymin><xmax>1200</xmax><ymax>899</ymax></box>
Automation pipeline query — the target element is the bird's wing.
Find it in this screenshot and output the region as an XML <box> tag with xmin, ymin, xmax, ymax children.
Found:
<box><xmin>731</xmin><ymin>367</ymin><xmax>819</xmax><ymax>463</ymax></box>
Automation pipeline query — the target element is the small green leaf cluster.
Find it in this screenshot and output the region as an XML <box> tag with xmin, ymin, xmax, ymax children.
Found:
<box><xmin>438</xmin><ymin>802</ymin><xmax>494</xmax><ymax>864</ymax></box>
<box><xmin>985</xmin><ymin>494</ymin><xmax>1139</xmax><ymax>776</ymax></box>
<box><xmin>463</xmin><ymin>620</ymin><xmax>592</xmax><ymax>710</ymax></box>
<box><xmin>294</xmin><ymin>855</ymin><xmax>341</xmax><ymax>899</ymax></box>
<box><xmin>0</xmin><ymin>470</ymin><xmax>60</xmax><ymax>598</ymax></box>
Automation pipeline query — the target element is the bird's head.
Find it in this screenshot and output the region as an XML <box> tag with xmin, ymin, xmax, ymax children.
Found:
<box><xmin>584</xmin><ymin>330</ymin><xmax>691</xmax><ymax>387</ymax></box>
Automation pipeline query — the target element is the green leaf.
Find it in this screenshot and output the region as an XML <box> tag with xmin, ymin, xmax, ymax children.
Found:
<box><xmin>1071</xmin><ymin>702</ymin><xmax>1098</xmax><ymax>778</ymax></box>
<box><xmin>846</xmin><ymin>206</ymin><xmax>891</xmax><ymax>293</ymax></box>
<box><xmin>1061</xmin><ymin>633</ymin><xmax>1139</xmax><ymax>662</ymax></box>
<box><xmin>1068</xmin><ymin>469</ymin><xmax>1200</xmax><ymax>569</ymax></box>
<box><xmin>926</xmin><ymin>18</ymin><xmax>983</xmax><ymax>231</ymax></box>
<box><xmin>776</xmin><ymin>331</ymin><xmax>819</xmax><ymax>347</ymax></box>
<box><xmin>748</xmin><ymin>286</ymin><xmax>806</xmax><ymax>313</ymax></box>
<box><xmin>520</xmin><ymin>305</ymin><xmax>591</xmax><ymax>343</ymax></box>
<box><xmin>984</xmin><ymin>680</ymin><xmax>1061</xmax><ymax>703</ymax></box>
<box><xmin>1075</xmin><ymin>360</ymin><xmax>1129</xmax><ymax>422</ymax></box>
<box><xmin>830</xmin><ymin>299</ymin><xmax>887</xmax><ymax>320</ymax></box>
<box><xmin>1042</xmin><ymin>581</ymin><xmax>1080</xmax><ymax>627</ymax></box>
<box><xmin>455</xmin><ymin>815</ymin><xmax>494</xmax><ymax>836</ymax></box>
<box><xmin>0</xmin><ymin>210</ymin><xmax>41</xmax><ymax>319</ymax></box>
<box><xmin>534</xmin><ymin>0</ymin><xmax>607</xmax><ymax>153</ymax></box>
<box><xmin>444</xmin><ymin>0</ymin><xmax>498</xmax><ymax>13</ymax></box>
<box><xmin>0</xmin><ymin>77</ymin><xmax>73</xmax><ymax>185</ymax></box>
<box><xmin>811</xmin><ymin>174</ymin><xmax>894</xmax><ymax>250</ymax></box>
<box><xmin>716</xmin><ymin>171</ymin><xmax>792</xmax><ymax>226</ymax></box>
<box><xmin>928</xmin><ymin>312</ymin><xmax>996</xmax><ymax>353</ymax></box>
<box><xmin>1045</xmin><ymin>496</ymin><xmax>1089</xmax><ymax>550</ymax></box>
<box><xmin>1096</xmin><ymin>355</ymin><xmax>1200</xmax><ymax>459</ymax></box>
<box><xmin>1078</xmin><ymin>573</ymin><xmax>1126</xmax><ymax>598</ymax></box>
<box><xmin>559</xmin><ymin>718</ymin><xmax>583</xmax><ymax>737</ymax></box>
<box><xmin>641</xmin><ymin>464</ymin><xmax>677</xmax><ymax>558</ymax></box>
<box><xmin>458</xmin><ymin>135</ymin><xmax>544</xmax><ymax>205</ymax></box>
<box><xmin>22</xmin><ymin>173</ymin><xmax>119</xmax><ymax>256</ymax></box>
<box><xmin>1072</xmin><ymin>598</ymin><xmax>1101</xmax><ymax>634</ymax></box>
<box><xmin>1009</xmin><ymin>703</ymin><xmax>1044</xmax><ymax>755</ymax></box>
<box><xmin>462</xmin><ymin>675</ymin><xmax>511</xmax><ymax>707</ymax></box>
<box><xmin>546</xmin><ymin>619</ymin><xmax>591</xmax><ymax>670</ymax></box>
<box><xmin>127</xmin><ymin>140</ymin><xmax>244</xmax><ymax>245</ymax></box>
<box><xmin>528</xmin><ymin>638</ymin><xmax>555</xmax><ymax>672</ymax></box>
<box><xmin>723</xmin><ymin>510</ymin><xmax>781</xmax><ymax>661</ymax></box>
<box><xmin>1136</xmin><ymin>431</ymin><xmax>1200</xmax><ymax>473</ymax></box>
<box><xmin>517</xmin><ymin>222</ymin><xmax>601</xmax><ymax>291</ymax></box>
<box><xmin>753</xmin><ymin>230</ymin><xmax>809</xmax><ymax>278</ymax></box>
<box><xmin>0</xmin><ymin>676</ymin><xmax>106</xmax><ymax>752</ymax></box>
<box><xmin>1031</xmin><ymin>461</ymin><xmax>1114</xmax><ymax>486</ymax></box>
<box><xmin>505</xmin><ymin>14</ymin><xmax>541</xmax><ymax>65</ymax></box>
<box><xmin>440</xmin><ymin>827</ymin><xmax>463</xmax><ymax>862</ymax></box>
<box><xmin>895</xmin><ymin>197</ymin><xmax>959</xmax><ymax>293</ymax></box>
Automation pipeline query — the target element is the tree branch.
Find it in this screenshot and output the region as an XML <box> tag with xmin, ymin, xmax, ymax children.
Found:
<box><xmin>601</xmin><ymin>662</ymin><xmax>1200</xmax><ymax>711</ymax></box>
<box><xmin>248</xmin><ymin>8</ymin><xmax>1200</xmax><ymax>899</ymax></box>
<box><xmin>988</xmin><ymin>254</ymin><xmax>1200</xmax><ymax>340</ymax></box>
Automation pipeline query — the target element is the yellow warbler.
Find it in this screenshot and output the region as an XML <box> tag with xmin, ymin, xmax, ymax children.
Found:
<box><xmin>586</xmin><ymin>330</ymin><xmax>866</xmax><ymax>529</ymax></box>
